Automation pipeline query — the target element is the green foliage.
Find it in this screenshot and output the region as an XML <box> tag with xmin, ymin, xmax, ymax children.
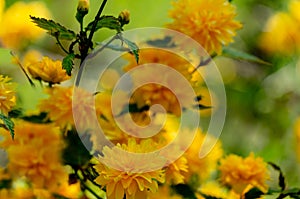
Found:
<box><xmin>20</xmin><ymin>112</ymin><xmax>51</xmax><ymax>124</ymax></box>
<box><xmin>0</xmin><ymin>179</ymin><xmax>12</xmax><ymax>189</ymax></box>
<box><xmin>222</xmin><ymin>47</ymin><xmax>271</xmax><ymax>65</ymax></box>
<box><xmin>171</xmin><ymin>184</ymin><xmax>197</xmax><ymax>199</ymax></box>
<box><xmin>146</xmin><ymin>36</ymin><xmax>176</xmax><ymax>48</ymax></box>
<box><xmin>120</xmin><ymin>36</ymin><xmax>139</xmax><ymax>63</ymax></box>
<box><xmin>86</xmin><ymin>16</ymin><xmax>122</xmax><ymax>33</ymax></box>
<box><xmin>268</xmin><ymin>162</ymin><xmax>286</xmax><ymax>191</ymax></box>
<box><xmin>62</xmin><ymin>53</ymin><xmax>75</xmax><ymax>76</ymax></box>
<box><xmin>0</xmin><ymin>113</ymin><xmax>15</xmax><ymax>139</ymax></box>
<box><xmin>244</xmin><ymin>187</ymin><xmax>265</xmax><ymax>199</ymax></box>
<box><xmin>62</xmin><ymin>129</ymin><xmax>92</xmax><ymax>167</ymax></box>
<box><xmin>30</xmin><ymin>16</ymin><xmax>76</xmax><ymax>40</ymax></box>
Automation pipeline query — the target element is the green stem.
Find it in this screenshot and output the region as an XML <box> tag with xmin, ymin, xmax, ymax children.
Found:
<box><xmin>87</xmin><ymin>0</ymin><xmax>108</xmax><ymax>47</ymax></box>
<box><xmin>76</xmin><ymin>170</ymin><xmax>103</xmax><ymax>199</ymax></box>
<box><xmin>56</xmin><ymin>37</ymin><xmax>69</xmax><ymax>54</ymax></box>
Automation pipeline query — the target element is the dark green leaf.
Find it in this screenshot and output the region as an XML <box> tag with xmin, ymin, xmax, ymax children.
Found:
<box><xmin>0</xmin><ymin>113</ymin><xmax>15</xmax><ymax>139</ymax></box>
<box><xmin>30</xmin><ymin>16</ymin><xmax>76</xmax><ymax>40</ymax></box>
<box><xmin>20</xmin><ymin>112</ymin><xmax>51</xmax><ymax>124</ymax></box>
<box><xmin>244</xmin><ymin>187</ymin><xmax>265</xmax><ymax>199</ymax></box>
<box><xmin>146</xmin><ymin>36</ymin><xmax>176</xmax><ymax>48</ymax></box>
<box><xmin>52</xmin><ymin>194</ymin><xmax>70</xmax><ymax>199</ymax></box>
<box><xmin>0</xmin><ymin>179</ymin><xmax>12</xmax><ymax>189</ymax></box>
<box><xmin>268</xmin><ymin>162</ymin><xmax>286</xmax><ymax>191</ymax></box>
<box><xmin>171</xmin><ymin>184</ymin><xmax>197</xmax><ymax>199</ymax></box>
<box><xmin>198</xmin><ymin>192</ymin><xmax>223</xmax><ymax>199</ymax></box>
<box><xmin>86</xmin><ymin>16</ymin><xmax>122</xmax><ymax>33</ymax></box>
<box><xmin>122</xmin><ymin>37</ymin><xmax>139</xmax><ymax>63</ymax></box>
<box><xmin>62</xmin><ymin>53</ymin><xmax>75</xmax><ymax>76</ymax></box>
<box><xmin>62</xmin><ymin>129</ymin><xmax>92</xmax><ymax>167</ymax></box>
<box><xmin>222</xmin><ymin>47</ymin><xmax>271</xmax><ymax>65</ymax></box>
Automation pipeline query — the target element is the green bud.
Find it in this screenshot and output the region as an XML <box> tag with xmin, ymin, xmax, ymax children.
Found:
<box><xmin>77</xmin><ymin>0</ymin><xmax>89</xmax><ymax>14</ymax></box>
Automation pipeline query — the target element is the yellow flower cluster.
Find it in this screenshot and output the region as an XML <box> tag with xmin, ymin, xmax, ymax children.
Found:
<box><xmin>0</xmin><ymin>75</ymin><xmax>16</xmax><ymax>115</ymax></box>
<box><xmin>167</xmin><ymin>0</ymin><xmax>242</xmax><ymax>54</ymax></box>
<box><xmin>0</xmin><ymin>121</ymin><xmax>75</xmax><ymax>197</ymax></box>
<box><xmin>0</xmin><ymin>1</ymin><xmax>50</xmax><ymax>50</ymax></box>
<box><xmin>219</xmin><ymin>153</ymin><xmax>270</xmax><ymax>194</ymax></box>
<box><xmin>260</xmin><ymin>0</ymin><xmax>300</xmax><ymax>55</ymax></box>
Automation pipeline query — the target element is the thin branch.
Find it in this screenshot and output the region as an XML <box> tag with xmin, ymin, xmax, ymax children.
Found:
<box><xmin>87</xmin><ymin>0</ymin><xmax>108</xmax><ymax>47</ymax></box>
<box><xmin>55</xmin><ymin>37</ymin><xmax>69</xmax><ymax>54</ymax></box>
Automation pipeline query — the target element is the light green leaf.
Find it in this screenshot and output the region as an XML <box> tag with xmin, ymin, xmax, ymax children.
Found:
<box><xmin>222</xmin><ymin>47</ymin><xmax>271</xmax><ymax>65</ymax></box>
<box><xmin>62</xmin><ymin>53</ymin><xmax>75</xmax><ymax>76</ymax></box>
<box><xmin>0</xmin><ymin>113</ymin><xmax>15</xmax><ymax>139</ymax></box>
<box><xmin>86</xmin><ymin>16</ymin><xmax>122</xmax><ymax>33</ymax></box>
<box><xmin>122</xmin><ymin>37</ymin><xmax>139</xmax><ymax>63</ymax></box>
<box><xmin>30</xmin><ymin>16</ymin><xmax>76</xmax><ymax>40</ymax></box>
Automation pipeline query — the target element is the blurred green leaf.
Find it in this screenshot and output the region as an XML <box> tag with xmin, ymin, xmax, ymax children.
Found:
<box><xmin>268</xmin><ymin>162</ymin><xmax>286</xmax><ymax>191</ymax></box>
<box><xmin>20</xmin><ymin>112</ymin><xmax>51</xmax><ymax>124</ymax></box>
<box><xmin>244</xmin><ymin>187</ymin><xmax>265</xmax><ymax>199</ymax></box>
<box><xmin>171</xmin><ymin>184</ymin><xmax>197</xmax><ymax>199</ymax></box>
<box><xmin>0</xmin><ymin>113</ymin><xmax>15</xmax><ymax>139</ymax></box>
<box><xmin>86</xmin><ymin>16</ymin><xmax>122</xmax><ymax>33</ymax></box>
<box><xmin>0</xmin><ymin>179</ymin><xmax>12</xmax><ymax>189</ymax></box>
<box><xmin>30</xmin><ymin>16</ymin><xmax>76</xmax><ymax>40</ymax></box>
<box><xmin>222</xmin><ymin>47</ymin><xmax>271</xmax><ymax>65</ymax></box>
<box><xmin>62</xmin><ymin>53</ymin><xmax>75</xmax><ymax>76</ymax></box>
<box><xmin>62</xmin><ymin>129</ymin><xmax>92</xmax><ymax>167</ymax></box>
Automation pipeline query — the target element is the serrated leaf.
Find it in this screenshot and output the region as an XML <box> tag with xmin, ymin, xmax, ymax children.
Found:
<box><xmin>86</xmin><ymin>15</ymin><xmax>122</xmax><ymax>33</ymax></box>
<box><xmin>222</xmin><ymin>47</ymin><xmax>271</xmax><ymax>65</ymax></box>
<box><xmin>268</xmin><ymin>162</ymin><xmax>286</xmax><ymax>191</ymax></box>
<box><xmin>0</xmin><ymin>113</ymin><xmax>15</xmax><ymax>139</ymax></box>
<box><xmin>244</xmin><ymin>187</ymin><xmax>265</xmax><ymax>199</ymax></box>
<box><xmin>122</xmin><ymin>37</ymin><xmax>139</xmax><ymax>63</ymax></box>
<box><xmin>62</xmin><ymin>53</ymin><xmax>75</xmax><ymax>76</ymax></box>
<box><xmin>30</xmin><ymin>16</ymin><xmax>76</xmax><ymax>40</ymax></box>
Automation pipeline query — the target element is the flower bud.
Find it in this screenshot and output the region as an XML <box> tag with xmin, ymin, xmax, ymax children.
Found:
<box><xmin>118</xmin><ymin>10</ymin><xmax>130</xmax><ymax>26</ymax></box>
<box><xmin>77</xmin><ymin>0</ymin><xmax>89</xmax><ymax>14</ymax></box>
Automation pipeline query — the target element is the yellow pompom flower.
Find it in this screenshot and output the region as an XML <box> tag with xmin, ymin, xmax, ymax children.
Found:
<box><xmin>27</xmin><ymin>57</ymin><xmax>70</xmax><ymax>84</ymax></box>
<box><xmin>0</xmin><ymin>121</ymin><xmax>67</xmax><ymax>192</ymax></box>
<box><xmin>0</xmin><ymin>75</ymin><xmax>16</xmax><ymax>115</ymax></box>
<box><xmin>197</xmin><ymin>181</ymin><xmax>238</xmax><ymax>199</ymax></box>
<box><xmin>148</xmin><ymin>185</ymin><xmax>182</xmax><ymax>199</ymax></box>
<box><xmin>167</xmin><ymin>0</ymin><xmax>242</xmax><ymax>54</ymax></box>
<box><xmin>219</xmin><ymin>153</ymin><xmax>270</xmax><ymax>194</ymax></box>
<box><xmin>295</xmin><ymin>117</ymin><xmax>300</xmax><ymax>162</ymax></box>
<box><xmin>0</xmin><ymin>1</ymin><xmax>50</xmax><ymax>50</ymax></box>
<box><xmin>94</xmin><ymin>139</ymin><xmax>165</xmax><ymax>199</ymax></box>
<box><xmin>39</xmin><ymin>86</ymin><xmax>95</xmax><ymax>131</ymax></box>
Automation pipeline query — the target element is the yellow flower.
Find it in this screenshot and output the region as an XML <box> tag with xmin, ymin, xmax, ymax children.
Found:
<box><xmin>184</xmin><ymin>129</ymin><xmax>223</xmax><ymax>182</ymax></box>
<box><xmin>39</xmin><ymin>86</ymin><xmax>95</xmax><ymax>131</ymax></box>
<box><xmin>27</xmin><ymin>57</ymin><xmax>70</xmax><ymax>84</ymax></box>
<box><xmin>0</xmin><ymin>1</ymin><xmax>50</xmax><ymax>50</ymax></box>
<box><xmin>259</xmin><ymin>12</ymin><xmax>300</xmax><ymax>55</ymax></box>
<box><xmin>295</xmin><ymin>117</ymin><xmax>300</xmax><ymax>162</ymax></box>
<box><xmin>0</xmin><ymin>121</ymin><xmax>67</xmax><ymax>192</ymax></box>
<box><xmin>0</xmin><ymin>0</ymin><xmax>4</xmax><ymax>23</ymax></box>
<box><xmin>167</xmin><ymin>0</ymin><xmax>242</xmax><ymax>54</ymax></box>
<box><xmin>165</xmin><ymin>155</ymin><xmax>188</xmax><ymax>185</ymax></box>
<box><xmin>0</xmin><ymin>75</ymin><xmax>16</xmax><ymax>115</ymax></box>
<box><xmin>94</xmin><ymin>139</ymin><xmax>165</xmax><ymax>199</ymax></box>
<box><xmin>219</xmin><ymin>153</ymin><xmax>270</xmax><ymax>194</ymax></box>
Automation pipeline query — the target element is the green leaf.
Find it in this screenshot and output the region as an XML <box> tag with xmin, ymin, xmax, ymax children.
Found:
<box><xmin>0</xmin><ymin>113</ymin><xmax>15</xmax><ymax>139</ymax></box>
<box><xmin>86</xmin><ymin>15</ymin><xmax>122</xmax><ymax>33</ymax></box>
<box><xmin>62</xmin><ymin>53</ymin><xmax>75</xmax><ymax>76</ymax></box>
<box><xmin>20</xmin><ymin>112</ymin><xmax>51</xmax><ymax>124</ymax></box>
<box><xmin>30</xmin><ymin>16</ymin><xmax>76</xmax><ymax>40</ymax></box>
<box><xmin>244</xmin><ymin>187</ymin><xmax>265</xmax><ymax>199</ymax></box>
<box><xmin>121</xmin><ymin>37</ymin><xmax>139</xmax><ymax>63</ymax></box>
<box><xmin>171</xmin><ymin>184</ymin><xmax>197</xmax><ymax>199</ymax></box>
<box><xmin>198</xmin><ymin>193</ymin><xmax>223</xmax><ymax>199</ymax></box>
<box><xmin>0</xmin><ymin>179</ymin><xmax>12</xmax><ymax>189</ymax></box>
<box><xmin>268</xmin><ymin>162</ymin><xmax>286</xmax><ymax>191</ymax></box>
<box><xmin>146</xmin><ymin>36</ymin><xmax>176</xmax><ymax>48</ymax></box>
<box><xmin>222</xmin><ymin>47</ymin><xmax>271</xmax><ymax>65</ymax></box>
<box><xmin>62</xmin><ymin>129</ymin><xmax>92</xmax><ymax>167</ymax></box>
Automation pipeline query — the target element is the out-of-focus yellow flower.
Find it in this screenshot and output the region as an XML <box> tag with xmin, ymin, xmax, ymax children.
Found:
<box><xmin>0</xmin><ymin>121</ymin><xmax>67</xmax><ymax>192</ymax></box>
<box><xmin>289</xmin><ymin>0</ymin><xmax>300</xmax><ymax>23</ymax></box>
<box><xmin>0</xmin><ymin>1</ymin><xmax>50</xmax><ymax>50</ymax></box>
<box><xmin>184</xmin><ymin>129</ymin><xmax>223</xmax><ymax>182</ymax></box>
<box><xmin>197</xmin><ymin>181</ymin><xmax>238</xmax><ymax>199</ymax></box>
<box><xmin>219</xmin><ymin>153</ymin><xmax>270</xmax><ymax>194</ymax></box>
<box><xmin>27</xmin><ymin>57</ymin><xmax>70</xmax><ymax>84</ymax></box>
<box><xmin>94</xmin><ymin>139</ymin><xmax>165</xmax><ymax>199</ymax></box>
<box><xmin>39</xmin><ymin>86</ymin><xmax>95</xmax><ymax>131</ymax></box>
<box><xmin>259</xmin><ymin>12</ymin><xmax>300</xmax><ymax>55</ymax></box>
<box><xmin>0</xmin><ymin>75</ymin><xmax>16</xmax><ymax>115</ymax></box>
<box><xmin>22</xmin><ymin>50</ymin><xmax>43</xmax><ymax>68</ymax></box>
<box><xmin>295</xmin><ymin>117</ymin><xmax>300</xmax><ymax>162</ymax></box>
<box><xmin>167</xmin><ymin>0</ymin><xmax>242</xmax><ymax>54</ymax></box>
<box><xmin>165</xmin><ymin>155</ymin><xmax>188</xmax><ymax>185</ymax></box>
<box><xmin>0</xmin><ymin>0</ymin><xmax>4</xmax><ymax>24</ymax></box>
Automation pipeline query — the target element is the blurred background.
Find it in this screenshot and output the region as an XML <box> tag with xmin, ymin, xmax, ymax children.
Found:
<box><xmin>1</xmin><ymin>0</ymin><xmax>299</xmax><ymax>186</ymax></box>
